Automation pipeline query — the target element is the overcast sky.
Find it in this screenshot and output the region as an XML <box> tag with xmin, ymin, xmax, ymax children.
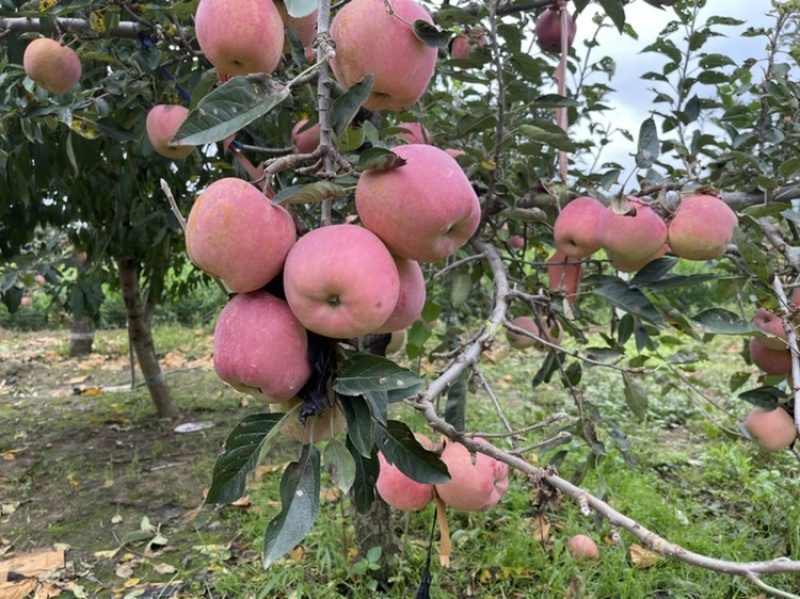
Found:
<box><xmin>567</xmin><ymin>0</ymin><xmax>777</xmax><ymax>181</ymax></box>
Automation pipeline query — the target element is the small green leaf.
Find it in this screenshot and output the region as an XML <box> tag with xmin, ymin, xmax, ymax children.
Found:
<box><xmin>340</xmin><ymin>395</ymin><xmax>373</xmax><ymax>458</ymax></box>
<box><xmin>444</xmin><ymin>372</ymin><xmax>469</xmax><ymax>432</ymax></box>
<box><xmin>356</xmin><ymin>148</ymin><xmax>407</xmax><ymax>172</ymax></box>
<box><xmin>374</xmin><ymin>420</ymin><xmax>450</xmax><ymax>484</ymax></box>
<box><xmin>622</xmin><ymin>373</ymin><xmax>648</xmax><ymax>419</ymax></box>
<box><xmin>591</xmin><ymin>276</ymin><xmax>664</xmax><ymax>326</ymax></box>
<box><xmin>323</xmin><ymin>438</ymin><xmax>356</xmax><ymax>494</ymax></box>
<box><xmin>635</xmin><ymin>116</ymin><xmax>659</xmax><ymax>169</ymax></box>
<box><xmin>598</xmin><ymin>0</ymin><xmax>626</xmax><ymax>32</ymax></box>
<box><xmin>450</xmin><ymin>271</ymin><xmax>471</xmax><ymax>308</ymax></box>
<box><xmin>406</xmin><ymin>320</ymin><xmax>433</xmax><ymax>359</ymax></box>
<box><xmin>347</xmin><ymin>437</ymin><xmax>378</xmax><ymax>513</ymax></box>
<box><xmin>263</xmin><ymin>444</ymin><xmax>321</xmax><ymax>568</ymax></box>
<box><xmin>518</xmin><ymin>121</ymin><xmax>576</xmax><ymax>151</ymax></box>
<box><xmin>691</xmin><ymin>308</ymin><xmax>762</xmax><ymax>336</ymax></box>
<box><xmin>412</xmin><ymin>20</ymin><xmax>451</xmax><ymax>48</ymax></box>
<box><xmin>285</xmin><ymin>0</ymin><xmax>319</xmax><ymax>17</ymax></box>
<box><xmin>332</xmin><ymin>75</ymin><xmax>373</xmax><ymax>136</ymax></box>
<box><xmin>174</xmin><ymin>75</ymin><xmax>290</xmax><ymax>146</ymax></box>
<box><xmin>271</xmin><ymin>181</ymin><xmax>349</xmax><ymax>206</ymax></box>
<box><xmin>533</xmin><ymin>94</ymin><xmax>580</xmax><ymax>108</ymax></box>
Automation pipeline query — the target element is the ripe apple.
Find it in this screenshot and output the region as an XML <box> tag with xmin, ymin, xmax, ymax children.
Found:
<box><xmin>566</xmin><ymin>534</ymin><xmax>600</xmax><ymax>561</ymax></box>
<box><xmin>291</xmin><ymin>118</ymin><xmax>321</xmax><ymax>153</ymax></box>
<box><xmin>667</xmin><ymin>194</ymin><xmax>737</xmax><ymax>260</ymax></box>
<box><xmin>376</xmin><ymin>433</ymin><xmax>435</xmax><ymax>511</ymax></box>
<box><xmin>270</xmin><ymin>397</ymin><xmax>346</xmax><ymax>444</ymax></box>
<box><xmin>434</xmin><ymin>438</ymin><xmax>509</xmax><ymax>511</ymax></box>
<box><xmin>185</xmin><ymin>177</ymin><xmax>296</xmax><ymax>293</ymax></box>
<box><xmin>274</xmin><ymin>0</ymin><xmax>318</xmax><ymax>50</ymax></box>
<box><xmin>213</xmin><ymin>291</ymin><xmax>312</xmax><ymax>403</ymax></box>
<box><xmin>23</xmin><ymin>38</ymin><xmax>81</xmax><ymax>94</ymax></box>
<box><xmin>547</xmin><ymin>250</ymin><xmax>581</xmax><ymax>307</ymax></box>
<box><xmin>749</xmin><ymin>336</ymin><xmax>792</xmax><ymax>375</ymax></box>
<box><xmin>744</xmin><ymin>405</ymin><xmax>797</xmax><ymax>451</ymax></box>
<box><xmin>535</xmin><ymin>5</ymin><xmax>576</xmax><ymax>54</ymax></box>
<box><xmin>596</xmin><ymin>198</ymin><xmax>668</xmax><ymax>265</ymax></box>
<box><xmin>506</xmin><ymin>315</ymin><xmax>563</xmax><ymax>350</ymax></box>
<box><xmin>396</xmin><ymin>121</ymin><xmax>430</xmax><ymax>145</ymax></box>
<box><xmin>508</xmin><ymin>234</ymin><xmax>526</xmax><ymax>250</ymax></box>
<box><xmin>752</xmin><ymin>307</ymin><xmax>788</xmax><ymax>350</ymax></box>
<box><xmin>374</xmin><ymin>256</ymin><xmax>426</xmax><ymax>333</ymax></box>
<box><xmin>146</xmin><ymin>104</ymin><xmax>194</xmax><ymax>159</ymax></box>
<box><xmin>608</xmin><ymin>243</ymin><xmax>668</xmax><ymax>273</ymax></box>
<box><xmin>195</xmin><ymin>0</ymin><xmax>285</xmax><ymax>76</ymax></box>
<box><xmin>444</xmin><ymin>148</ymin><xmax>466</xmax><ymax>159</ymax></box>
<box><xmin>450</xmin><ymin>30</ymin><xmax>487</xmax><ymax>60</ymax></box>
<box><xmin>330</xmin><ymin>0</ymin><xmax>437</xmax><ymax>111</ymax></box>
<box><xmin>553</xmin><ymin>196</ymin><xmax>605</xmax><ymax>259</ymax></box>
<box><xmin>355</xmin><ymin>144</ymin><xmax>481</xmax><ymax>263</ymax></box>
<box><xmin>283</xmin><ymin>224</ymin><xmax>401</xmax><ymax>338</ymax></box>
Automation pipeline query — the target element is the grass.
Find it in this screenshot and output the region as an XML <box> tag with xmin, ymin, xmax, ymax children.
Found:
<box><xmin>1</xmin><ymin>320</ymin><xmax>799</xmax><ymax>598</ymax></box>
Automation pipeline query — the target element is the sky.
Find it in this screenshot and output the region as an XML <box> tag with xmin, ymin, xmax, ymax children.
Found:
<box><xmin>567</xmin><ymin>0</ymin><xmax>777</xmax><ymax>180</ymax></box>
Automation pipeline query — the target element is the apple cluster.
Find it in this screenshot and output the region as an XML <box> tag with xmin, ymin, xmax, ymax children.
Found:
<box><xmin>376</xmin><ymin>435</ymin><xmax>509</xmax><ymax>512</ymax></box>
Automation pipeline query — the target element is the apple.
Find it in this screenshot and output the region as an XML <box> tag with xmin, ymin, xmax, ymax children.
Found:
<box><xmin>566</xmin><ymin>534</ymin><xmax>600</xmax><ymax>561</ymax></box>
<box><xmin>535</xmin><ymin>5</ymin><xmax>576</xmax><ymax>54</ymax></box>
<box><xmin>553</xmin><ymin>196</ymin><xmax>605</xmax><ymax>259</ymax></box>
<box><xmin>450</xmin><ymin>30</ymin><xmax>487</xmax><ymax>60</ymax></box>
<box><xmin>506</xmin><ymin>315</ymin><xmax>563</xmax><ymax>350</ymax></box>
<box><xmin>444</xmin><ymin>148</ymin><xmax>466</xmax><ymax>159</ymax></box>
<box><xmin>195</xmin><ymin>0</ymin><xmax>285</xmax><ymax>76</ymax></box>
<box><xmin>283</xmin><ymin>224</ymin><xmax>401</xmax><ymax>338</ymax></box>
<box><xmin>547</xmin><ymin>250</ymin><xmax>581</xmax><ymax>307</ymax></box>
<box><xmin>329</xmin><ymin>0</ymin><xmax>437</xmax><ymax>111</ymax></box>
<box><xmin>213</xmin><ymin>291</ymin><xmax>312</xmax><ymax>403</ymax></box>
<box><xmin>146</xmin><ymin>104</ymin><xmax>193</xmax><ymax>159</ymax></box>
<box><xmin>270</xmin><ymin>397</ymin><xmax>346</xmax><ymax>444</ymax></box>
<box><xmin>752</xmin><ymin>307</ymin><xmax>788</xmax><ymax>350</ymax></box>
<box><xmin>749</xmin><ymin>336</ymin><xmax>792</xmax><ymax>375</ymax></box>
<box><xmin>667</xmin><ymin>194</ymin><xmax>737</xmax><ymax>260</ymax></box>
<box><xmin>23</xmin><ymin>38</ymin><xmax>81</xmax><ymax>94</ymax></box>
<box><xmin>355</xmin><ymin>144</ymin><xmax>481</xmax><ymax>262</ymax></box>
<box><xmin>292</xmin><ymin>118</ymin><xmax>321</xmax><ymax>153</ymax></box>
<box><xmin>374</xmin><ymin>256</ymin><xmax>426</xmax><ymax>333</ymax></box>
<box><xmin>185</xmin><ymin>177</ymin><xmax>296</xmax><ymax>293</ymax></box>
<box><xmin>376</xmin><ymin>433</ymin><xmax>435</xmax><ymax>511</ymax></box>
<box><xmin>508</xmin><ymin>234</ymin><xmax>526</xmax><ymax>250</ymax></box>
<box><xmin>596</xmin><ymin>198</ymin><xmax>668</xmax><ymax>265</ymax></box>
<box><xmin>396</xmin><ymin>121</ymin><xmax>430</xmax><ymax>145</ymax></box>
<box><xmin>386</xmin><ymin>328</ymin><xmax>406</xmax><ymax>354</ymax></box>
<box><xmin>744</xmin><ymin>405</ymin><xmax>797</xmax><ymax>451</ymax></box>
<box><xmin>608</xmin><ymin>243</ymin><xmax>668</xmax><ymax>273</ymax></box>
<box><xmin>434</xmin><ymin>438</ymin><xmax>509</xmax><ymax>511</ymax></box>
<box><xmin>274</xmin><ymin>0</ymin><xmax>318</xmax><ymax>50</ymax></box>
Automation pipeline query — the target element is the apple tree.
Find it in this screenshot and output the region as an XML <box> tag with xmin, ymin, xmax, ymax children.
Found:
<box><xmin>4</xmin><ymin>0</ymin><xmax>800</xmax><ymax>595</ymax></box>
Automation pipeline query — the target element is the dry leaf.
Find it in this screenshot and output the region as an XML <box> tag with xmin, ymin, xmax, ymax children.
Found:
<box><xmin>230</xmin><ymin>496</ymin><xmax>251</xmax><ymax>508</ymax></box>
<box><xmin>529</xmin><ymin>514</ymin><xmax>551</xmax><ymax>544</ymax></box>
<box><xmin>287</xmin><ymin>546</ymin><xmax>305</xmax><ymax>562</ymax></box>
<box><xmin>434</xmin><ymin>495</ymin><xmax>451</xmax><ymax>568</ymax></box>
<box><xmin>153</xmin><ymin>562</ymin><xmax>177</xmax><ymax>575</ymax></box>
<box><xmin>68</xmin><ymin>375</ymin><xmax>89</xmax><ymax>385</ymax></box>
<box><xmin>629</xmin><ymin>543</ymin><xmax>659</xmax><ymax>569</ymax></box>
<box><xmin>320</xmin><ymin>487</ymin><xmax>341</xmax><ymax>503</ymax></box>
<box><xmin>115</xmin><ymin>564</ymin><xmax>134</xmax><ymax>578</ymax></box>
<box><xmin>0</xmin><ymin>548</ymin><xmax>65</xmax><ymax>599</ymax></box>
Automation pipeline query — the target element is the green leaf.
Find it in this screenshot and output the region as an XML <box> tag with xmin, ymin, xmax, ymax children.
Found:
<box><xmin>285</xmin><ymin>0</ymin><xmax>319</xmax><ymax>17</ymax></box>
<box><xmin>450</xmin><ymin>271</ymin><xmax>471</xmax><ymax>308</ymax></box>
<box><xmin>628</xmin><ymin>258</ymin><xmax>677</xmax><ymax>288</ymax></box>
<box><xmin>347</xmin><ymin>437</ymin><xmax>378</xmax><ymax>513</ymax></box>
<box><xmin>332</xmin><ymin>75</ymin><xmax>373</xmax><ymax>136</ymax></box>
<box><xmin>779</xmin><ymin>157</ymin><xmax>800</xmax><ymax>180</ymax></box>
<box><xmin>174</xmin><ymin>74</ymin><xmax>290</xmax><ymax>146</ymax></box>
<box><xmin>412</xmin><ymin>20</ymin><xmax>451</xmax><ymax>48</ymax></box>
<box><xmin>406</xmin><ymin>319</ymin><xmax>433</xmax><ymax>359</ymax></box>
<box><xmin>591</xmin><ymin>276</ymin><xmax>664</xmax><ymax>326</ymax></box>
<box><xmin>622</xmin><ymin>373</ymin><xmax>648</xmax><ymax>419</ymax></box>
<box><xmin>340</xmin><ymin>394</ymin><xmax>373</xmax><ymax>457</ymax></box>
<box><xmin>532</xmin><ymin>350</ymin><xmax>561</xmax><ymax>388</ymax></box>
<box><xmin>532</xmin><ymin>94</ymin><xmax>580</xmax><ymax>108</ymax></box>
<box><xmin>323</xmin><ymin>438</ymin><xmax>356</xmax><ymax>494</ymax></box>
<box><xmin>738</xmin><ymin>387</ymin><xmax>787</xmax><ymax>409</ymax></box>
<box><xmin>263</xmin><ymin>444</ymin><xmax>320</xmax><ymax>568</ymax></box>
<box><xmin>444</xmin><ymin>372</ymin><xmax>469</xmax><ymax>432</ymax></box>
<box><xmin>598</xmin><ymin>0</ymin><xmax>626</xmax><ymax>32</ymax></box>
<box><xmin>205</xmin><ymin>414</ymin><xmax>285</xmax><ymax>505</ymax></box>
<box><xmin>518</xmin><ymin>121</ymin><xmax>576</xmax><ymax>151</ymax></box>
<box><xmin>635</xmin><ymin>116</ymin><xmax>659</xmax><ymax>169</ymax></box>
<box><xmin>691</xmin><ymin>309</ymin><xmax>762</xmax><ymax>336</ymax></box>
<box><xmin>374</xmin><ymin>420</ymin><xmax>450</xmax><ymax>484</ymax></box>
<box><xmin>333</xmin><ymin>353</ymin><xmax>423</xmax><ymax>397</ymax></box>
<box><xmin>271</xmin><ymin>181</ymin><xmax>349</xmax><ymax>206</ymax></box>
<box><xmin>356</xmin><ymin>147</ymin><xmax>407</xmax><ymax>172</ymax></box>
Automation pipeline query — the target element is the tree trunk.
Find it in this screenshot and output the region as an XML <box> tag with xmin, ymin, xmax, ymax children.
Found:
<box><xmin>350</xmin><ymin>332</ymin><xmax>398</xmax><ymax>587</ymax></box>
<box><xmin>117</xmin><ymin>257</ymin><xmax>180</xmax><ymax>420</ymax></box>
<box><xmin>68</xmin><ymin>315</ymin><xmax>95</xmax><ymax>356</ymax></box>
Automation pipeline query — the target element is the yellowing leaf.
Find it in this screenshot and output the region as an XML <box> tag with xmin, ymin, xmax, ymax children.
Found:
<box><xmin>67</xmin><ymin>474</ymin><xmax>79</xmax><ymax>487</ymax></box>
<box><xmin>90</xmin><ymin>11</ymin><xmax>105</xmax><ymax>32</ymax></box>
<box><xmin>434</xmin><ymin>494</ymin><xmax>451</xmax><ymax>568</ymax></box>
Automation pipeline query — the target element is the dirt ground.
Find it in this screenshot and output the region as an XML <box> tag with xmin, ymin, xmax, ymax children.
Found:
<box><xmin>0</xmin><ymin>327</ymin><xmax>256</xmax><ymax>598</ymax></box>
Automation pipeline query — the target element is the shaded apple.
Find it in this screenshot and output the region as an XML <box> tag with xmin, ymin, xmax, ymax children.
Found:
<box><xmin>355</xmin><ymin>144</ymin><xmax>481</xmax><ymax>263</ymax></box>
<box><xmin>376</xmin><ymin>433</ymin><xmax>435</xmax><ymax>511</ymax></box>
<box><xmin>752</xmin><ymin>307</ymin><xmax>788</xmax><ymax>351</ymax></box>
<box><xmin>195</xmin><ymin>0</ymin><xmax>285</xmax><ymax>76</ymax></box>
<box><xmin>434</xmin><ymin>438</ymin><xmax>508</xmax><ymax>511</ymax></box>
<box><xmin>450</xmin><ymin>30</ymin><xmax>487</xmax><ymax>60</ymax></box>
<box><xmin>23</xmin><ymin>38</ymin><xmax>81</xmax><ymax>94</ymax></box>
<box><xmin>597</xmin><ymin>198</ymin><xmax>668</xmax><ymax>265</ymax></box>
<box><xmin>185</xmin><ymin>178</ymin><xmax>296</xmax><ymax>293</ymax></box>
<box><xmin>547</xmin><ymin>250</ymin><xmax>582</xmax><ymax>307</ymax></box>
<box><xmin>213</xmin><ymin>291</ymin><xmax>312</xmax><ymax>403</ymax></box>
<box><xmin>535</xmin><ymin>5</ymin><xmax>576</xmax><ymax>54</ymax></box>
<box><xmin>270</xmin><ymin>397</ymin><xmax>346</xmax><ymax>444</ymax></box>
<box><xmin>744</xmin><ymin>405</ymin><xmax>797</xmax><ymax>451</ymax></box>
<box><xmin>374</xmin><ymin>256</ymin><xmax>426</xmax><ymax>333</ymax></box>
<box><xmin>291</xmin><ymin>118</ymin><xmax>321</xmax><ymax>153</ymax></box>
<box><xmin>608</xmin><ymin>243</ymin><xmax>668</xmax><ymax>273</ymax></box>
<box><xmin>274</xmin><ymin>0</ymin><xmax>318</xmax><ymax>50</ymax></box>
<box><xmin>146</xmin><ymin>104</ymin><xmax>193</xmax><ymax>159</ymax></box>
<box><xmin>553</xmin><ymin>196</ymin><xmax>605</xmax><ymax>259</ymax></box>
<box><xmin>283</xmin><ymin>224</ymin><xmax>401</xmax><ymax>338</ymax></box>
<box><xmin>396</xmin><ymin>121</ymin><xmax>430</xmax><ymax>144</ymax></box>
<box><xmin>667</xmin><ymin>194</ymin><xmax>737</xmax><ymax>260</ymax></box>
<box><xmin>506</xmin><ymin>315</ymin><xmax>563</xmax><ymax>350</ymax></box>
<box><xmin>749</xmin><ymin>336</ymin><xmax>792</xmax><ymax>375</ymax></box>
<box><xmin>330</xmin><ymin>0</ymin><xmax>437</xmax><ymax>111</ymax></box>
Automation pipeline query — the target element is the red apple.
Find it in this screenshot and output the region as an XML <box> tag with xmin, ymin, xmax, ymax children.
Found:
<box><xmin>374</xmin><ymin>256</ymin><xmax>426</xmax><ymax>333</ymax></box>
<box><xmin>450</xmin><ymin>30</ymin><xmax>487</xmax><ymax>60</ymax></box>
<box><xmin>330</xmin><ymin>0</ymin><xmax>437</xmax><ymax>111</ymax></box>
<box><xmin>355</xmin><ymin>144</ymin><xmax>481</xmax><ymax>263</ymax></box>
<box><xmin>566</xmin><ymin>534</ymin><xmax>600</xmax><ymax>561</ymax></box>
<box><xmin>547</xmin><ymin>250</ymin><xmax>581</xmax><ymax>307</ymax></box>
<box><xmin>608</xmin><ymin>243</ymin><xmax>668</xmax><ymax>273</ymax></box>
<box><xmin>195</xmin><ymin>0</ymin><xmax>285</xmax><ymax>76</ymax></box>
<box><xmin>23</xmin><ymin>38</ymin><xmax>81</xmax><ymax>94</ymax></box>
<box><xmin>749</xmin><ymin>336</ymin><xmax>792</xmax><ymax>375</ymax></box>
<box><xmin>667</xmin><ymin>194</ymin><xmax>737</xmax><ymax>260</ymax></box>
<box><xmin>146</xmin><ymin>104</ymin><xmax>194</xmax><ymax>159</ymax></box>
<box><xmin>553</xmin><ymin>196</ymin><xmax>605</xmax><ymax>259</ymax></box>
<box><xmin>213</xmin><ymin>291</ymin><xmax>312</xmax><ymax>403</ymax></box>
<box><xmin>434</xmin><ymin>438</ymin><xmax>509</xmax><ymax>511</ymax></box>
<box><xmin>185</xmin><ymin>178</ymin><xmax>296</xmax><ymax>293</ymax></box>
<box><xmin>291</xmin><ymin>118</ymin><xmax>321</xmax><ymax>153</ymax></box>
<box><xmin>274</xmin><ymin>0</ymin><xmax>318</xmax><ymax>50</ymax></box>
<box><xmin>506</xmin><ymin>315</ymin><xmax>563</xmax><ymax>350</ymax></box>
<box><xmin>376</xmin><ymin>433</ymin><xmax>435</xmax><ymax>511</ymax></box>
<box><xmin>752</xmin><ymin>307</ymin><xmax>788</xmax><ymax>351</ymax></box>
<box><xmin>283</xmin><ymin>224</ymin><xmax>401</xmax><ymax>338</ymax></box>
<box><xmin>535</xmin><ymin>5</ymin><xmax>576</xmax><ymax>54</ymax></box>
<box><xmin>744</xmin><ymin>406</ymin><xmax>797</xmax><ymax>451</ymax></box>
<box><xmin>597</xmin><ymin>198</ymin><xmax>668</xmax><ymax>265</ymax></box>
<box><xmin>396</xmin><ymin>121</ymin><xmax>430</xmax><ymax>144</ymax></box>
